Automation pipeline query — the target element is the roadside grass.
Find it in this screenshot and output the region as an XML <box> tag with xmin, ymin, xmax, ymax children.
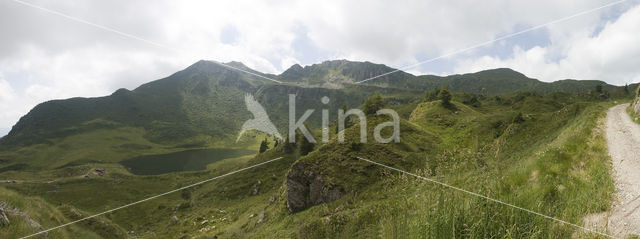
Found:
<box><xmin>627</xmin><ymin>105</ymin><xmax>640</xmax><ymax>124</ymax></box>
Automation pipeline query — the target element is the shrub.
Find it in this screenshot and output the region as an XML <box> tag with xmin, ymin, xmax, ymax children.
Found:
<box><xmin>362</xmin><ymin>94</ymin><xmax>386</xmax><ymax>115</ymax></box>
<box><xmin>513</xmin><ymin>112</ymin><xmax>525</xmax><ymax>124</ymax></box>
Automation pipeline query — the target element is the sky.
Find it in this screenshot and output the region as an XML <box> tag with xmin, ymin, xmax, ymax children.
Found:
<box><xmin>0</xmin><ymin>0</ymin><xmax>639</xmax><ymax>136</ymax></box>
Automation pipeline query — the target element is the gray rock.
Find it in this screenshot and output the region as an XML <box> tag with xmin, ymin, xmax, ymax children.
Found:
<box><xmin>286</xmin><ymin>162</ymin><xmax>345</xmax><ymax>213</ymax></box>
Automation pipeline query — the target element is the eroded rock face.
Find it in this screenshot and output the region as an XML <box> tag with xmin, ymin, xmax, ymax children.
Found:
<box><xmin>633</xmin><ymin>97</ymin><xmax>640</xmax><ymax>115</ymax></box>
<box><xmin>286</xmin><ymin>162</ymin><xmax>345</xmax><ymax>213</ymax></box>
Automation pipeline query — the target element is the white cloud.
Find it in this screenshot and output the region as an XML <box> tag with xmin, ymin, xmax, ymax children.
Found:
<box><xmin>0</xmin><ymin>0</ymin><xmax>638</xmax><ymax>132</ymax></box>
<box><xmin>0</xmin><ymin>75</ymin><xmax>25</xmax><ymax>136</ymax></box>
<box><xmin>454</xmin><ymin>4</ymin><xmax>640</xmax><ymax>85</ymax></box>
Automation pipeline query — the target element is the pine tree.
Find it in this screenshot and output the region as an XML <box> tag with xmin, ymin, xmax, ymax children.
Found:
<box><xmin>625</xmin><ymin>84</ymin><xmax>629</xmax><ymax>94</ymax></box>
<box><xmin>297</xmin><ymin>123</ymin><xmax>315</xmax><ymax>156</ymax></box>
<box><xmin>259</xmin><ymin>138</ymin><xmax>269</xmax><ymax>153</ymax></box>
<box><xmin>282</xmin><ymin>140</ymin><xmax>295</xmax><ymax>153</ymax></box>
<box><xmin>425</xmin><ymin>88</ymin><xmax>441</xmax><ymax>101</ymax></box>
<box><xmin>273</xmin><ymin>136</ymin><xmax>279</xmax><ymax>148</ymax></box>
<box><xmin>438</xmin><ymin>86</ymin><xmax>452</xmax><ymax>107</ymax></box>
<box><xmin>596</xmin><ymin>84</ymin><xmax>603</xmax><ymax>94</ymax></box>
<box><xmin>340</xmin><ymin>103</ymin><xmax>351</xmax><ymax>131</ymax></box>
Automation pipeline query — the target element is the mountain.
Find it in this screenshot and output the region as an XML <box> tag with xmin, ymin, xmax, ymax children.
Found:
<box><xmin>279</xmin><ymin>60</ymin><xmax>635</xmax><ymax>95</ymax></box>
<box><xmin>2</xmin><ymin>60</ymin><xmax>634</xmax><ymax>149</ymax></box>
<box><xmin>0</xmin><ymin>59</ymin><xmax>635</xmax><ymax>238</ymax></box>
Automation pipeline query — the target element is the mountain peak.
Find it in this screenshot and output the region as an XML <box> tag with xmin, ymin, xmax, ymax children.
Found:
<box><xmin>283</xmin><ymin>63</ymin><xmax>303</xmax><ymax>73</ymax></box>
<box><xmin>472</xmin><ymin>68</ymin><xmax>528</xmax><ymax>78</ymax></box>
<box><xmin>225</xmin><ymin>61</ymin><xmax>250</xmax><ymax>69</ymax></box>
<box><xmin>185</xmin><ymin>60</ymin><xmax>256</xmax><ymax>73</ymax></box>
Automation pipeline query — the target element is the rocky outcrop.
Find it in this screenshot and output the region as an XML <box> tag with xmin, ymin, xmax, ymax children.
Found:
<box><xmin>286</xmin><ymin>162</ymin><xmax>345</xmax><ymax>213</ymax></box>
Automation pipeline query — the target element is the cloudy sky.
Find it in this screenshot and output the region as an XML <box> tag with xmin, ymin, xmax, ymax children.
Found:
<box><xmin>0</xmin><ymin>0</ymin><xmax>639</xmax><ymax>136</ymax></box>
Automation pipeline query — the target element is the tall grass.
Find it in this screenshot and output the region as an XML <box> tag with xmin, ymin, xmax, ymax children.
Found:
<box><xmin>248</xmin><ymin>101</ymin><xmax>615</xmax><ymax>238</ymax></box>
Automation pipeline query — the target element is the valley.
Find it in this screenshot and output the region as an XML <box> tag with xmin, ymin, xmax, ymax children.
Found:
<box><xmin>0</xmin><ymin>60</ymin><xmax>638</xmax><ymax>238</ymax></box>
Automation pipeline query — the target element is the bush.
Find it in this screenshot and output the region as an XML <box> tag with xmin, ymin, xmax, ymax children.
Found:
<box><xmin>462</xmin><ymin>94</ymin><xmax>481</xmax><ymax>107</ymax></box>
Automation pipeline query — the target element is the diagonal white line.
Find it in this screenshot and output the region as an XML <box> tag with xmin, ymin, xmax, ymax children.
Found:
<box><xmin>356</xmin><ymin>156</ymin><xmax>617</xmax><ymax>239</ymax></box>
<box><xmin>18</xmin><ymin>157</ymin><xmax>285</xmax><ymax>239</ymax></box>
<box><xmin>355</xmin><ymin>0</ymin><xmax>631</xmax><ymax>84</ymax></box>
<box><xmin>8</xmin><ymin>0</ymin><xmax>283</xmax><ymax>84</ymax></box>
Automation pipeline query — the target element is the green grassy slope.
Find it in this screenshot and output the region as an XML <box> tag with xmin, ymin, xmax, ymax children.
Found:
<box><xmin>250</xmin><ymin>97</ymin><xmax>615</xmax><ymax>238</ymax></box>
<box><xmin>0</xmin><ymin>60</ymin><xmax>635</xmax><ymax>238</ymax></box>
<box><xmin>0</xmin><ymin>187</ymin><xmax>115</xmax><ymax>239</ymax></box>
<box><xmin>0</xmin><ymin>92</ymin><xmax>622</xmax><ymax>238</ymax></box>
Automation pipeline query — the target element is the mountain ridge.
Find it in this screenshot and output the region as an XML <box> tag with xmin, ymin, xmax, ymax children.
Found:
<box><xmin>1</xmin><ymin>59</ymin><xmax>635</xmax><ymax>147</ymax></box>
<box><xmin>0</xmin><ymin>60</ymin><xmax>634</xmax><ymax>238</ymax></box>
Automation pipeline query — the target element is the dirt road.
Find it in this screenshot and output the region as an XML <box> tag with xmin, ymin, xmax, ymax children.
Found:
<box><xmin>603</xmin><ymin>103</ymin><xmax>640</xmax><ymax>236</ymax></box>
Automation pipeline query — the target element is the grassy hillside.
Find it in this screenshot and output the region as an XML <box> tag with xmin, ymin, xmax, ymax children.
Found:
<box><xmin>2</xmin><ymin>60</ymin><xmax>633</xmax><ymax>151</ymax></box>
<box><xmin>1</xmin><ymin>91</ymin><xmax>620</xmax><ymax>238</ymax></box>
<box><xmin>0</xmin><ymin>60</ymin><xmax>634</xmax><ymax>238</ymax></box>
<box><xmin>239</xmin><ymin>93</ymin><xmax>616</xmax><ymax>238</ymax></box>
<box><xmin>0</xmin><ymin>187</ymin><xmax>114</xmax><ymax>239</ymax></box>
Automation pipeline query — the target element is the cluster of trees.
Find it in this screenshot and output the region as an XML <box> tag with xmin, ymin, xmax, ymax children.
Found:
<box><xmin>424</xmin><ymin>86</ymin><xmax>455</xmax><ymax>108</ymax></box>
<box><xmin>259</xmin><ymin>136</ymin><xmax>281</xmax><ymax>153</ymax></box>
<box><xmin>279</xmin><ymin>126</ymin><xmax>315</xmax><ymax>156</ymax></box>
<box><xmin>362</xmin><ymin>94</ymin><xmax>386</xmax><ymax>115</ymax></box>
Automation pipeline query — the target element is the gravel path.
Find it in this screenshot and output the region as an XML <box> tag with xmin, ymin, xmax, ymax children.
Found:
<box><xmin>603</xmin><ymin>103</ymin><xmax>640</xmax><ymax>236</ymax></box>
